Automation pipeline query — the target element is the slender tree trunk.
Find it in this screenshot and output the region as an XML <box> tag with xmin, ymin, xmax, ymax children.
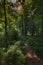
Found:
<box><xmin>21</xmin><ymin>14</ymin><xmax>27</xmax><ymax>39</ymax></box>
<box><xmin>21</xmin><ymin>15</ymin><xmax>24</xmax><ymax>35</ymax></box>
<box><xmin>4</xmin><ymin>0</ymin><xmax>8</xmax><ymax>51</ymax></box>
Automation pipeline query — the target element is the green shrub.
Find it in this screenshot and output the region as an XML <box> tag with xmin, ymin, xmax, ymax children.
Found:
<box><xmin>1</xmin><ymin>41</ymin><xmax>25</xmax><ymax>65</ymax></box>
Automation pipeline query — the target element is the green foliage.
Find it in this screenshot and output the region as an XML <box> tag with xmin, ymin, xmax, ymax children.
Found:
<box><xmin>28</xmin><ymin>36</ymin><xmax>43</xmax><ymax>58</ymax></box>
<box><xmin>0</xmin><ymin>41</ymin><xmax>25</xmax><ymax>65</ymax></box>
<box><xmin>6</xmin><ymin>42</ymin><xmax>25</xmax><ymax>65</ymax></box>
<box><xmin>0</xmin><ymin>0</ymin><xmax>43</xmax><ymax>65</ymax></box>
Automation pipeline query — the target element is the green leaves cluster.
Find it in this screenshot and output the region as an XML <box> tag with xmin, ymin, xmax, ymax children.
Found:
<box><xmin>0</xmin><ymin>41</ymin><xmax>25</xmax><ymax>65</ymax></box>
<box><xmin>0</xmin><ymin>0</ymin><xmax>43</xmax><ymax>65</ymax></box>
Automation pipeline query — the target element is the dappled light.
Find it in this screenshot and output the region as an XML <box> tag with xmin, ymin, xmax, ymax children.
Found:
<box><xmin>0</xmin><ymin>0</ymin><xmax>43</xmax><ymax>65</ymax></box>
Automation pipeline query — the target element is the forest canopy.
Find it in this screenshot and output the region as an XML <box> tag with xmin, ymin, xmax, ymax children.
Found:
<box><xmin>0</xmin><ymin>0</ymin><xmax>43</xmax><ymax>65</ymax></box>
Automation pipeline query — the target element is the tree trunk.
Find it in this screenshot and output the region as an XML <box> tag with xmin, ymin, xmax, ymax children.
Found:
<box><xmin>4</xmin><ymin>0</ymin><xmax>8</xmax><ymax>51</ymax></box>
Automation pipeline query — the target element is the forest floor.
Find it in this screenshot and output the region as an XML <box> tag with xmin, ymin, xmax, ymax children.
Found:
<box><xmin>25</xmin><ymin>42</ymin><xmax>43</xmax><ymax>65</ymax></box>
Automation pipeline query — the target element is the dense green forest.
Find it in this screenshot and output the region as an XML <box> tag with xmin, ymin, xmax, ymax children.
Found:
<box><xmin>0</xmin><ymin>0</ymin><xmax>43</xmax><ymax>65</ymax></box>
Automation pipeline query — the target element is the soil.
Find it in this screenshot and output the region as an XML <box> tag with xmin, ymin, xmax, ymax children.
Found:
<box><xmin>25</xmin><ymin>41</ymin><xmax>43</xmax><ymax>65</ymax></box>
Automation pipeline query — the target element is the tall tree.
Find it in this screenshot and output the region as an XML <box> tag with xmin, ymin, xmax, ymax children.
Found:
<box><xmin>4</xmin><ymin>0</ymin><xmax>8</xmax><ymax>50</ymax></box>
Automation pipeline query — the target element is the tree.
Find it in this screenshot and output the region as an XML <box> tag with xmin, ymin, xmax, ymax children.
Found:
<box><xmin>4</xmin><ymin>0</ymin><xmax>8</xmax><ymax>50</ymax></box>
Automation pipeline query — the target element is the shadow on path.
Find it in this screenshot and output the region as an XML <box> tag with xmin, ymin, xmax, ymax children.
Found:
<box><xmin>25</xmin><ymin>41</ymin><xmax>43</xmax><ymax>65</ymax></box>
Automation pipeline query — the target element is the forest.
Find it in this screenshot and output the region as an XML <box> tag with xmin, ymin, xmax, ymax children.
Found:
<box><xmin>0</xmin><ymin>0</ymin><xmax>43</xmax><ymax>65</ymax></box>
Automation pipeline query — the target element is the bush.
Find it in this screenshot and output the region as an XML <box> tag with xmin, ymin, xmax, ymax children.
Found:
<box><xmin>1</xmin><ymin>41</ymin><xmax>26</xmax><ymax>65</ymax></box>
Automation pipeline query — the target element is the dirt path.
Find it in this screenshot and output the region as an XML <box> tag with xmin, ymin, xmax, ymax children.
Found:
<box><xmin>25</xmin><ymin>41</ymin><xmax>43</xmax><ymax>65</ymax></box>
